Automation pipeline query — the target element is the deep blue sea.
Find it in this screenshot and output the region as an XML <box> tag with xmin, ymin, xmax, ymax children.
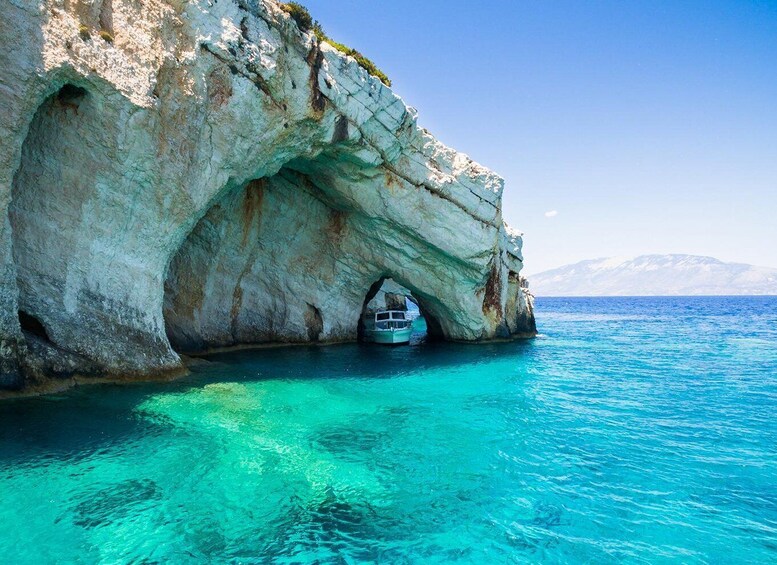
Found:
<box><xmin>1</xmin><ymin>297</ymin><xmax>776</xmax><ymax>563</ymax></box>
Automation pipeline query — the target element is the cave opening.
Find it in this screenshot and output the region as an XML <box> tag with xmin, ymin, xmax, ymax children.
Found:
<box><xmin>357</xmin><ymin>277</ymin><xmax>442</xmax><ymax>345</ymax></box>
<box><xmin>163</xmin><ymin>167</ymin><xmax>356</xmax><ymax>354</ymax></box>
<box><xmin>17</xmin><ymin>310</ymin><xmax>51</xmax><ymax>342</ymax></box>
<box><xmin>9</xmin><ymin>82</ymin><xmax>96</xmax><ymax>352</ymax></box>
<box><xmin>163</xmin><ymin>164</ymin><xmax>452</xmax><ymax>354</ymax></box>
<box><xmin>56</xmin><ymin>84</ymin><xmax>88</xmax><ymax>107</ymax></box>
<box><xmin>164</xmin><ymin>166</ymin><xmax>275</xmax><ymax>354</ymax></box>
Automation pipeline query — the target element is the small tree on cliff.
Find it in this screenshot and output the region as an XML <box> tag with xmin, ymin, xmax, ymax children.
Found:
<box><xmin>280</xmin><ymin>2</ymin><xmax>313</xmax><ymax>32</ymax></box>
<box><xmin>280</xmin><ymin>2</ymin><xmax>391</xmax><ymax>87</ymax></box>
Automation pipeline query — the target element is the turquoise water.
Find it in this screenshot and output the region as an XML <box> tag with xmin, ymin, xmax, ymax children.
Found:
<box><xmin>1</xmin><ymin>297</ymin><xmax>776</xmax><ymax>563</ymax></box>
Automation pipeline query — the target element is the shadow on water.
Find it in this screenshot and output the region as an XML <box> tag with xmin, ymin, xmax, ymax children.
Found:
<box><xmin>0</xmin><ymin>386</ymin><xmax>180</xmax><ymax>468</ymax></box>
<box><xmin>70</xmin><ymin>478</ymin><xmax>163</xmax><ymax>528</ymax></box>
<box><xmin>198</xmin><ymin>335</ymin><xmax>538</xmax><ymax>384</ymax></box>
<box><xmin>0</xmin><ymin>332</ymin><xmax>537</xmax><ymax>468</ymax></box>
<box><xmin>256</xmin><ymin>487</ymin><xmax>387</xmax><ymax>561</ymax></box>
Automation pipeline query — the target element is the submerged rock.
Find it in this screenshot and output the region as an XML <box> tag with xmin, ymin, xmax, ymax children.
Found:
<box><xmin>0</xmin><ymin>0</ymin><xmax>535</xmax><ymax>390</ymax></box>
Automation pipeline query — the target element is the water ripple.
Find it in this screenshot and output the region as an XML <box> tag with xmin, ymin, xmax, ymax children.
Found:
<box><xmin>0</xmin><ymin>297</ymin><xmax>775</xmax><ymax>562</ymax></box>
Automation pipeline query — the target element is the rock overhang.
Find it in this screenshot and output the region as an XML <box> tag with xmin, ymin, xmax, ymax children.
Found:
<box><xmin>0</xmin><ymin>0</ymin><xmax>535</xmax><ymax>392</ymax></box>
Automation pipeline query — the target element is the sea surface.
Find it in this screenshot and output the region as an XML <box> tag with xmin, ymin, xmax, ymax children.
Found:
<box><xmin>1</xmin><ymin>297</ymin><xmax>776</xmax><ymax>563</ymax></box>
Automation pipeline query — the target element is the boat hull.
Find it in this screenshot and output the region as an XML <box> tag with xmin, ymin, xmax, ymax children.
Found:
<box><xmin>369</xmin><ymin>328</ymin><xmax>413</xmax><ymax>345</ymax></box>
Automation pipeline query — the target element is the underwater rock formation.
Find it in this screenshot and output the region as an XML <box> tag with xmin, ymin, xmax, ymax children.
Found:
<box><xmin>0</xmin><ymin>0</ymin><xmax>535</xmax><ymax>390</ymax></box>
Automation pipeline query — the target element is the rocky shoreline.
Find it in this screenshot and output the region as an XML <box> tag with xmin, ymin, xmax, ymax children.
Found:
<box><xmin>0</xmin><ymin>0</ymin><xmax>534</xmax><ymax>392</ymax></box>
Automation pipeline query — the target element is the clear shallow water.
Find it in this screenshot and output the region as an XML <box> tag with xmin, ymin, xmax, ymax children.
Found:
<box><xmin>1</xmin><ymin>297</ymin><xmax>776</xmax><ymax>563</ymax></box>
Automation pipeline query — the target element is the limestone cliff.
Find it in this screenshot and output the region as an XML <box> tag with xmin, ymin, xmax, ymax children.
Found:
<box><xmin>0</xmin><ymin>0</ymin><xmax>535</xmax><ymax>391</ymax></box>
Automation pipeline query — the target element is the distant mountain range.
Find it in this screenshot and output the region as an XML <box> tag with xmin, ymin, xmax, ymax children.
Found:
<box><xmin>528</xmin><ymin>254</ymin><xmax>777</xmax><ymax>296</ymax></box>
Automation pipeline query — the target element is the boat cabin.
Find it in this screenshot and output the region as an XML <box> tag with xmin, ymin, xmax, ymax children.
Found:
<box><xmin>364</xmin><ymin>309</ymin><xmax>414</xmax><ymax>344</ymax></box>
<box><xmin>374</xmin><ymin>310</ymin><xmax>411</xmax><ymax>329</ymax></box>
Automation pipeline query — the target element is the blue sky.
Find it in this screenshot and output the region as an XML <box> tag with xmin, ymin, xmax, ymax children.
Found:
<box><xmin>302</xmin><ymin>1</ymin><xmax>777</xmax><ymax>273</ymax></box>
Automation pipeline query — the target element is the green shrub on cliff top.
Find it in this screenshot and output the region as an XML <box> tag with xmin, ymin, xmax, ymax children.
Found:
<box><xmin>314</xmin><ymin>27</ymin><xmax>392</xmax><ymax>87</ymax></box>
<box><xmin>281</xmin><ymin>2</ymin><xmax>391</xmax><ymax>87</ymax></box>
<box><xmin>281</xmin><ymin>2</ymin><xmax>313</xmax><ymax>32</ymax></box>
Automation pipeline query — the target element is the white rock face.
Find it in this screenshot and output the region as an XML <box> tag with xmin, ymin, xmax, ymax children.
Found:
<box><xmin>364</xmin><ymin>279</ymin><xmax>414</xmax><ymax>313</ymax></box>
<box><xmin>0</xmin><ymin>0</ymin><xmax>534</xmax><ymax>390</ymax></box>
<box><xmin>529</xmin><ymin>254</ymin><xmax>777</xmax><ymax>296</ymax></box>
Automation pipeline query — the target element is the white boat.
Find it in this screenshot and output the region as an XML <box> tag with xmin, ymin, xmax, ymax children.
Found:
<box><xmin>365</xmin><ymin>310</ymin><xmax>413</xmax><ymax>345</ymax></box>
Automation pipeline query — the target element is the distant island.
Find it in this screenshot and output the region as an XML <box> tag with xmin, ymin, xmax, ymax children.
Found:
<box><xmin>528</xmin><ymin>254</ymin><xmax>777</xmax><ymax>296</ymax></box>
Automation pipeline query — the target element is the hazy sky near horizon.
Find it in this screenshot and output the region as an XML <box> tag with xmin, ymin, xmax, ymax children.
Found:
<box><xmin>301</xmin><ymin>0</ymin><xmax>777</xmax><ymax>274</ymax></box>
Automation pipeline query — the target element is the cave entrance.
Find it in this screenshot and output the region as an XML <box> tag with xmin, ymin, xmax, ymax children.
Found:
<box><xmin>9</xmin><ymin>83</ymin><xmax>94</xmax><ymax>353</ymax></box>
<box><xmin>357</xmin><ymin>278</ymin><xmax>443</xmax><ymax>345</ymax></box>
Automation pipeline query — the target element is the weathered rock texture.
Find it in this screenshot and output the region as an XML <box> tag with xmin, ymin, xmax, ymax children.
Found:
<box><xmin>363</xmin><ymin>279</ymin><xmax>413</xmax><ymax>314</ymax></box>
<box><xmin>0</xmin><ymin>0</ymin><xmax>534</xmax><ymax>390</ymax></box>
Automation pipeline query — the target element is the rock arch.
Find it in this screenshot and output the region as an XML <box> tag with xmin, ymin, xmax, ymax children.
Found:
<box><xmin>0</xmin><ymin>0</ymin><xmax>534</xmax><ymax>390</ymax></box>
<box><xmin>163</xmin><ymin>165</ymin><xmax>457</xmax><ymax>352</ymax></box>
<box><xmin>356</xmin><ymin>277</ymin><xmax>444</xmax><ymax>343</ymax></box>
<box><xmin>162</xmin><ymin>155</ymin><xmax>509</xmax><ymax>354</ymax></box>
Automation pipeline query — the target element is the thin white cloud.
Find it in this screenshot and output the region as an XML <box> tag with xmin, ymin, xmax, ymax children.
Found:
<box><xmin>544</xmin><ymin>210</ymin><xmax>558</xmax><ymax>218</ymax></box>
